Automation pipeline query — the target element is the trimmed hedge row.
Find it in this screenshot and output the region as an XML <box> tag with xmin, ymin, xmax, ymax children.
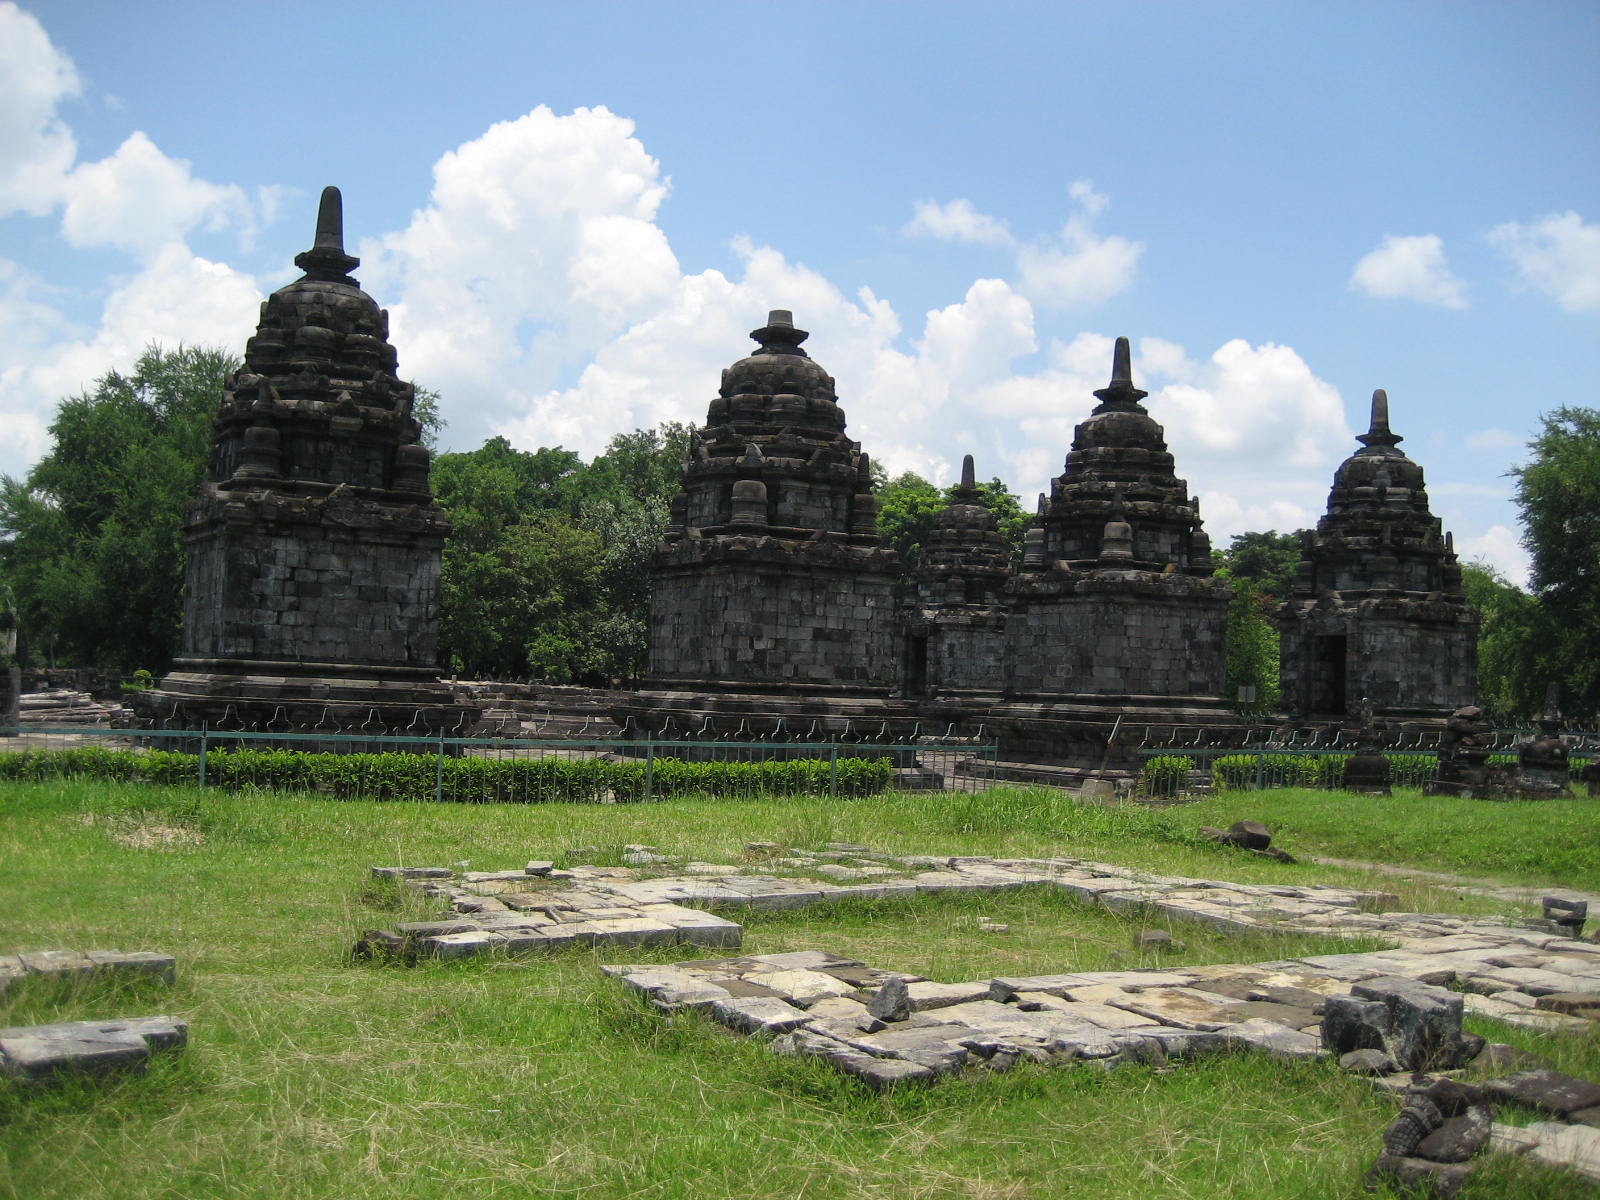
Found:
<box><xmin>0</xmin><ymin>746</ymin><xmax>893</xmax><ymax>802</ymax></box>
<box><xmin>1146</xmin><ymin>751</ymin><xmax>1523</xmax><ymax>792</ymax></box>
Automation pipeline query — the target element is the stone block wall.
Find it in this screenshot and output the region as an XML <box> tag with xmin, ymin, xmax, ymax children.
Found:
<box><xmin>1005</xmin><ymin>573</ymin><xmax>1230</xmax><ymax>699</ymax></box>
<box><xmin>1280</xmin><ymin>599</ymin><xmax>1478</xmax><ymax>717</ymax></box>
<box><xmin>649</xmin><ymin>540</ymin><xmax>898</xmax><ymax>691</ymax></box>
<box><xmin>182</xmin><ymin>494</ymin><xmax>444</xmax><ymax>670</ymax></box>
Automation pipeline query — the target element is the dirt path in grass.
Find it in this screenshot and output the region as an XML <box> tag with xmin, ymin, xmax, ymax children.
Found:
<box><xmin>1307</xmin><ymin>854</ymin><xmax>1600</xmax><ymax>907</ymax></box>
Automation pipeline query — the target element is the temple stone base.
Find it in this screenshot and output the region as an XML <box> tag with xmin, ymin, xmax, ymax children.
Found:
<box><xmin>987</xmin><ymin>695</ymin><xmax>1244</xmax><ymax>780</ymax></box>
<box><xmin>130</xmin><ymin>658</ymin><xmax>475</xmax><ymax>737</ymax></box>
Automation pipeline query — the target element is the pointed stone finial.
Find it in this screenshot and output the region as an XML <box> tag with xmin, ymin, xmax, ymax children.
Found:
<box><xmin>314</xmin><ymin>186</ymin><xmax>344</xmax><ymax>251</ymax></box>
<box><xmin>951</xmin><ymin>454</ymin><xmax>980</xmax><ymax>501</ymax></box>
<box><xmin>294</xmin><ymin>185</ymin><xmax>360</xmax><ymax>280</ymax></box>
<box><xmin>1092</xmin><ymin>336</ymin><xmax>1149</xmax><ymax>411</ymax></box>
<box><xmin>750</xmin><ymin>309</ymin><xmax>810</xmax><ymax>357</ymax></box>
<box><xmin>1356</xmin><ymin>389</ymin><xmax>1403</xmax><ymax>450</ymax></box>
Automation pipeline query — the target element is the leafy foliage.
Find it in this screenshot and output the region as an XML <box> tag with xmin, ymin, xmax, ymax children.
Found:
<box><xmin>432</xmin><ymin>424</ymin><xmax>689</xmax><ymax>683</ymax></box>
<box><xmin>1212</xmin><ymin>530</ymin><xmax>1301</xmax><ymax>713</ymax></box>
<box><xmin>0</xmin><ymin>745</ymin><xmax>893</xmax><ymax>801</ymax></box>
<box><xmin>1511</xmin><ymin>406</ymin><xmax>1600</xmax><ymax>720</ymax></box>
<box><xmin>1142</xmin><ymin>754</ymin><xmax>1193</xmax><ymax>796</ymax></box>
<box><xmin>0</xmin><ymin>345</ymin><xmax>238</xmax><ymax>670</ymax></box>
<box><xmin>875</xmin><ymin>470</ymin><xmax>1026</xmax><ymax>565</ymax></box>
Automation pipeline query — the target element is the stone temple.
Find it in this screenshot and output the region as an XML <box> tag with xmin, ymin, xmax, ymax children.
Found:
<box><xmin>619</xmin><ymin>310</ymin><xmax>913</xmax><ymax>739</ymax></box>
<box><xmin>136</xmin><ymin>188</ymin><xmax>469</xmax><ymax>735</ymax></box>
<box><xmin>899</xmin><ymin>455</ymin><xmax>1012</xmax><ymax>701</ymax></box>
<box><xmin>1279</xmin><ymin>390</ymin><xmax>1478</xmax><ymax>720</ymax></box>
<box><xmin>988</xmin><ymin>337</ymin><xmax>1235</xmax><ymax>772</ymax></box>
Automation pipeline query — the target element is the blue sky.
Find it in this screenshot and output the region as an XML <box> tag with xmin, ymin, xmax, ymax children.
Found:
<box><xmin>3</xmin><ymin>1</ymin><xmax>1597</xmax><ymax>583</ymax></box>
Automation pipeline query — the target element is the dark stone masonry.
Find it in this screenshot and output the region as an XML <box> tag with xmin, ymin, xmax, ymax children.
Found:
<box><xmin>989</xmin><ymin>338</ymin><xmax>1235</xmax><ymax>774</ymax></box>
<box><xmin>135</xmin><ymin>188</ymin><xmax>472</xmax><ymax>736</ymax></box>
<box><xmin>1279</xmin><ymin>389</ymin><xmax>1478</xmax><ymax>721</ymax></box>
<box><xmin>107</xmin><ymin>180</ymin><xmax>1480</xmax><ymax>769</ymax></box>
<box><xmin>618</xmin><ymin>311</ymin><xmax>918</xmax><ymax>742</ymax></box>
<box><xmin>900</xmin><ymin>455</ymin><xmax>1012</xmax><ymax>701</ymax></box>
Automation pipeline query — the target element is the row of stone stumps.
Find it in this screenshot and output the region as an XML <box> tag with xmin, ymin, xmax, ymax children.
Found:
<box><xmin>0</xmin><ymin>950</ymin><xmax>185</xmax><ymax>1085</ymax></box>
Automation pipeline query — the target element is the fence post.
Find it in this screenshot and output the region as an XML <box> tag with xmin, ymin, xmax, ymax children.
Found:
<box><xmin>198</xmin><ymin>722</ymin><xmax>208</xmax><ymax>789</ymax></box>
<box><xmin>435</xmin><ymin>734</ymin><xmax>445</xmax><ymax>804</ymax></box>
<box><xmin>645</xmin><ymin>735</ymin><xmax>655</xmax><ymax>802</ymax></box>
<box><xmin>1254</xmin><ymin>752</ymin><xmax>1265</xmax><ymax>791</ymax></box>
<box><xmin>828</xmin><ymin>744</ymin><xmax>839</xmax><ymax>798</ymax></box>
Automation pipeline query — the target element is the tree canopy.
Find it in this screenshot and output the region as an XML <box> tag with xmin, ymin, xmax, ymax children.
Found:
<box><xmin>431</xmin><ymin>424</ymin><xmax>690</xmax><ymax>684</ymax></box>
<box><xmin>875</xmin><ymin>470</ymin><xmax>1026</xmax><ymax>565</ymax></box>
<box><xmin>1509</xmin><ymin>406</ymin><xmax>1600</xmax><ymax>720</ymax></box>
<box><xmin>0</xmin><ymin>345</ymin><xmax>238</xmax><ymax>669</ymax></box>
<box><xmin>1211</xmin><ymin>530</ymin><xmax>1304</xmax><ymax>715</ymax></box>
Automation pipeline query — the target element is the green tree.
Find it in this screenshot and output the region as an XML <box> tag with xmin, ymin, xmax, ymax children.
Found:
<box><xmin>1211</xmin><ymin>531</ymin><xmax>1303</xmax><ymax>714</ymax></box>
<box><xmin>875</xmin><ymin>470</ymin><xmax>1027</xmax><ymax>565</ymax></box>
<box><xmin>0</xmin><ymin>345</ymin><xmax>238</xmax><ymax>669</ymax></box>
<box><xmin>432</xmin><ymin>423</ymin><xmax>690</xmax><ymax>683</ymax></box>
<box><xmin>1460</xmin><ymin>562</ymin><xmax>1549</xmax><ymax>721</ymax></box>
<box><xmin>1216</xmin><ymin>530</ymin><xmax>1302</xmax><ymax>602</ymax></box>
<box><xmin>875</xmin><ymin>471</ymin><xmax>944</xmax><ymax>563</ymax></box>
<box><xmin>1511</xmin><ymin>407</ymin><xmax>1600</xmax><ymax>721</ymax></box>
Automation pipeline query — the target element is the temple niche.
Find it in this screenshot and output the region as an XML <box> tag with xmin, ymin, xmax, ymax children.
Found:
<box><xmin>134</xmin><ymin>187</ymin><xmax>469</xmax><ymax>735</ymax></box>
<box><xmin>1279</xmin><ymin>390</ymin><xmax>1478</xmax><ymax>720</ymax></box>
<box><xmin>991</xmin><ymin>338</ymin><xmax>1234</xmax><ymax>772</ymax></box>
<box><xmin>621</xmin><ymin>311</ymin><xmax>910</xmax><ymax>736</ymax></box>
<box><xmin>900</xmin><ymin>455</ymin><xmax>1013</xmax><ymax>700</ymax></box>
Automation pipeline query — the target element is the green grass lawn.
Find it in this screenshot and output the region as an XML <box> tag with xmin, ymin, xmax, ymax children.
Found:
<box><xmin>1</xmin><ymin>779</ymin><xmax>1596</xmax><ymax>1199</ymax></box>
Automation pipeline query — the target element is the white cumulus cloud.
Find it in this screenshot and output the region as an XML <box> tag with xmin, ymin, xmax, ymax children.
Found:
<box><xmin>1490</xmin><ymin>211</ymin><xmax>1600</xmax><ymax>313</ymax></box>
<box><xmin>359</xmin><ymin>105</ymin><xmax>680</xmax><ymax>434</ymax></box>
<box><xmin>901</xmin><ymin>198</ymin><xmax>1014</xmax><ymax>247</ymax></box>
<box><xmin>0</xmin><ymin>1</ymin><xmax>79</xmax><ymax>218</ymax></box>
<box><xmin>1349</xmin><ymin>234</ymin><xmax>1468</xmax><ymax>308</ymax></box>
<box><xmin>1014</xmin><ymin>181</ymin><xmax>1142</xmax><ymax>309</ymax></box>
<box><xmin>60</xmin><ymin>131</ymin><xmax>253</xmax><ymax>257</ymax></box>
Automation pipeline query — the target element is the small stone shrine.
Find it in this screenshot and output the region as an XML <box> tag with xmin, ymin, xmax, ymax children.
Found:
<box><xmin>990</xmin><ymin>338</ymin><xmax>1234</xmax><ymax>773</ymax></box>
<box><xmin>619</xmin><ymin>311</ymin><xmax>909</xmax><ymax>738</ymax></box>
<box><xmin>1279</xmin><ymin>390</ymin><xmax>1478</xmax><ymax>720</ymax></box>
<box><xmin>1516</xmin><ymin>685</ymin><xmax>1571</xmax><ymax>794</ymax></box>
<box><xmin>899</xmin><ymin>455</ymin><xmax>1012</xmax><ymax>700</ymax></box>
<box><xmin>135</xmin><ymin>187</ymin><xmax>469</xmax><ymax>736</ymax></box>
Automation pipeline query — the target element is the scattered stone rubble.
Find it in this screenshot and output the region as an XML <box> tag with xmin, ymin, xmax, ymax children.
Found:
<box><xmin>358</xmin><ymin>845</ymin><xmax>1600</xmax><ymax>1184</ymax></box>
<box><xmin>18</xmin><ymin>688</ymin><xmax>125</xmax><ymax>726</ymax></box>
<box><xmin>0</xmin><ymin>949</ymin><xmax>184</xmax><ymax>1085</ymax></box>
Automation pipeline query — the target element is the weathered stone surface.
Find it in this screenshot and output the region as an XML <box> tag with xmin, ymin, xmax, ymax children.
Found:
<box><xmin>772</xmin><ymin>1029</ymin><xmax>934</xmax><ymax>1090</ymax></box>
<box><xmin>1521</xmin><ymin>1121</ymin><xmax>1600</xmax><ymax>1181</ymax></box>
<box><xmin>905</xmin><ymin>980</ymin><xmax>992</xmax><ymax>1011</ymax></box>
<box><xmin>0</xmin><ymin>1016</ymin><xmax>187</xmax><ymax>1084</ymax></box>
<box><xmin>711</xmin><ymin>997</ymin><xmax>811</xmax><ymax>1036</ymax></box>
<box><xmin>1220</xmin><ymin>1018</ymin><xmax>1324</xmax><ymax>1061</ymax></box>
<box><xmin>1482</xmin><ymin>1070</ymin><xmax>1600</xmax><ymax>1118</ymax></box>
<box><xmin>1415</xmin><ymin>1106</ymin><xmax>1493</xmax><ymax>1163</ymax></box>
<box><xmin>1349</xmin><ymin>976</ymin><xmax>1478</xmax><ymax>1071</ymax></box>
<box><xmin>1340</xmin><ymin>1048</ymin><xmax>1398</xmax><ymax>1074</ymax></box>
<box><xmin>867</xmin><ymin>976</ymin><xmax>911</xmax><ymax>1023</ymax></box>
<box><xmin>1280</xmin><ymin>389</ymin><xmax>1477</xmax><ymax>721</ymax></box>
<box><xmin>1364</xmin><ymin>1153</ymin><xmax>1475</xmax><ymax>1198</ymax></box>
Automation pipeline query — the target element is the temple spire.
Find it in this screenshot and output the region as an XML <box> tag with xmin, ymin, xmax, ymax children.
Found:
<box><xmin>294</xmin><ymin>185</ymin><xmax>360</xmax><ymax>281</ymax></box>
<box><xmin>1092</xmin><ymin>336</ymin><xmax>1149</xmax><ymax>411</ymax></box>
<box><xmin>1356</xmin><ymin>388</ymin><xmax>1403</xmax><ymax>450</ymax></box>
<box><xmin>953</xmin><ymin>453</ymin><xmax>979</xmax><ymax>500</ymax></box>
<box><xmin>750</xmin><ymin>308</ymin><xmax>810</xmax><ymax>358</ymax></box>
